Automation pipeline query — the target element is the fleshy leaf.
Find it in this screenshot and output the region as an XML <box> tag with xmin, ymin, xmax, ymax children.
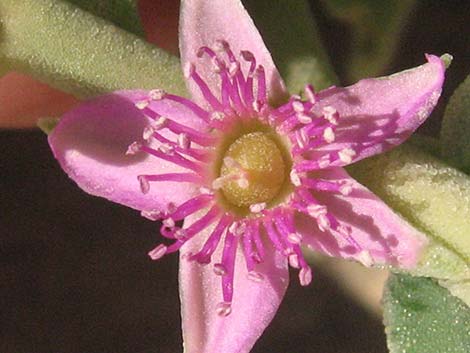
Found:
<box><xmin>0</xmin><ymin>0</ymin><xmax>186</xmax><ymax>99</ymax></box>
<box><xmin>243</xmin><ymin>0</ymin><xmax>337</xmax><ymax>92</ymax></box>
<box><xmin>322</xmin><ymin>0</ymin><xmax>416</xmax><ymax>82</ymax></box>
<box><xmin>383</xmin><ymin>274</ymin><xmax>470</xmax><ymax>353</ymax></box>
<box><xmin>348</xmin><ymin>143</ymin><xmax>470</xmax><ymax>304</ymax></box>
<box><xmin>441</xmin><ymin>74</ymin><xmax>470</xmax><ymax>174</ymax></box>
<box><xmin>67</xmin><ymin>0</ymin><xmax>144</xmax><ymax>36</ymax></box>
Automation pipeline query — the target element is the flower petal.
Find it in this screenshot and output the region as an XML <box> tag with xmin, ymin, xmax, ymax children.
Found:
<box><xmin>179</xmin><ymin>0</ymin><xmax>287</xmax><ymax>106</ymax></box>
<box><xmin>179</xmin><ymin>231</ymin><xmax>289</xmax><ymax>353</ymax></box>
<box><xmin>49</xmin><ymin>90</ymin><xmax>206</xmax><ymax>212</ymax></box>
<box><xmin>298</xmin><ymin>168</ymin><xmax>428</xmax><ymax>269</ymax></box>
<box><xmin>308</xmin><ymin>55</ymin><xmax>446</xmax><ymax>167</ymax></box>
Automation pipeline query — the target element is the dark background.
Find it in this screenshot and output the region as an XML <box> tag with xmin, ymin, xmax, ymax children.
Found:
<box><xmin>2</xmin><ymin>1</ymin><xmax>470</xmax><ymax>352</ymax></box>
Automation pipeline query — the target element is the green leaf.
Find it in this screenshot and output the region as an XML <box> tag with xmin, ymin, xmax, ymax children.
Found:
<box><xmin>0</xmin><ymin>0</ymin><xmax>186</xmax><ymax>98</ymax></box>
<box><xmin>383</xmin><ymin>274</ymin><xmax>470</xmax><ymax>353</ymax></box>
<box><xmin>348</xmin><ymin>144</ymin><xmax>470</xmax><ymax>304</ymax></box>
<box><xmin>66</xmin><ymin>0</ymin><xmax>144</xmax><ymax>36</ymax></box>
<box><xmin>244</xmin><ymin>0</ymin><xmax>337</xmax><ymax>93</ymax></box>
<box><xmin>441</xmin><ymin>74</ymin><xmax>470</xmax><ymax>174</ymax></box>
<box><xmin>322</xmin><ymin>0</ymin><xmax>415</xmax><ymax>82</ymax></box>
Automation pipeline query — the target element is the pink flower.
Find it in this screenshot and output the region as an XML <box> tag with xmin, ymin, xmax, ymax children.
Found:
<box><xmin>48</xmin><ymin>0</ymin><xmax>446</xmax><ymax>352</ymax></box>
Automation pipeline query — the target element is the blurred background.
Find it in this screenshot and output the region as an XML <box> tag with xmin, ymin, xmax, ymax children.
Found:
<box><xmin>1</xmin><ymin>1</ymin><xmax>470</xmax><ymax>352</ymax></box>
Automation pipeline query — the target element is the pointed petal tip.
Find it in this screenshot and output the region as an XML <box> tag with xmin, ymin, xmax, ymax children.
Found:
<box><xmin>48</xmin><ymin>90</ymin><xmax>201</xmax><ymax>213</ymax></box>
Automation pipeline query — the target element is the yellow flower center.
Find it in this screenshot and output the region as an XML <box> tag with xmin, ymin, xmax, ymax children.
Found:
<box><xmin>219</xmin><ymin>132</ymin><xmax>287</xmax><ymax>208</ymax></box>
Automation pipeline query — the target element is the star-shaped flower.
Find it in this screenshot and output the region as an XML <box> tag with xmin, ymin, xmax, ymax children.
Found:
<box><xmin>49</xmin><ymin>0</ymin><xmax>446</xmax><ymax>352</ymax></box>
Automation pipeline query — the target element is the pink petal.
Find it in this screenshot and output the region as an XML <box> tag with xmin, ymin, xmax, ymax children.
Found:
<box><xmin>49</xmin><ymin>90</ymin><xmax>206</xmax><ymax>213</ymax></box>
<box><xmin>307</xmin><ymin>55</ymin><xmax>446</xmax><ymax>166</ymax></box>
<box><xmin>179</xmin><ymin>0</ymin><xmax>287</xmax><ymax>107</ymax></box>
<box><xmin>179</xmin><ymin>231</ymin><xmax>289</xmax><ymax>353</ymax></box>
<box><xmin>297</xmin><ymin>168</ymin><xmax>428</xmax><ymax>269</ymax></box>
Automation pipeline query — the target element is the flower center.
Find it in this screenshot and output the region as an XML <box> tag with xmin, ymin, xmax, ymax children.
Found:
<box><xmin>218</xmin><ymin>132</ymin><xmax>287</xmax><ymax>208</ymax></box>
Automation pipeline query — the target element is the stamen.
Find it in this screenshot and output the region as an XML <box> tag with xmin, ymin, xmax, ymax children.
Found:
<box><xmin>357</xmin><ymin>250</ymin><xmax>374</xmax><ymax>267</ymax></box>
<box><xmin>148</xmin><ymin>244</ymin><xmax>167</xmax><ymax>260</ymax></box>
<box><xmin>299</xmin><ymin>266</ymin><xmax>313</xmax><ymax>286</ymax></box>
<box><xmin>338</xmin><ymin>148</ymin><xmax>357</xmax><ymax>164</ymax></box>
<box><xmin>126</xmin><ymin>141</ymin><xmax>142</xmax><ymax>155</ymax></box>
<box><xmin>249</xmin><ymin>202</ymin><xmax>266</xmax><ymax>213</ymax></box>
<box><xmin>304</xmin><ymin>84</ymin><xmax>316</xmax><ymax>104</ymax></box>
<box><xmin>247</xmin><ymin>271</ymin><xmax>264</xmax><ymax>282</ymax></box>
<box><xmin>140</xmin><ymin>210</ymin><xmax>163</xmax><ymax>221</ymax></box>
<box><xmin>213</xmin><ymin>263</ymin><xmax>227</xmax><ymax>276</ymax></box>
<box><xmin>149</xmin><ymin>89</ymin><xmax>166</xmax><ymax>100</ymax></box>
<box><xmin>216</xmin><ymin>302</ymin><xmax>232</xmax><ymax>317</ymax></box>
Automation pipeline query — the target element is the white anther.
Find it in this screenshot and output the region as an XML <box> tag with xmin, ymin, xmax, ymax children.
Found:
<box><xmin>199</xmin><ymin>186</ymin><xmax>213</xmax><ymax>195</ymax></box>
<box><xmin>149</xmin><ymin>89</ymin><xmax>166</xmax><ymax>100</ymax></box>
<box><xmin>126</xmin><ymin>141</ymin><xmax>142</xmax><ymax>155</ymax></box>
<box><xmin>174</xmin><ymin>229</ymin><xmax>187</xmax><ymax>240</ymax></box>
<box><xmin>339</xmin><ymin>182</ymin><xmax>353</xmax><ymax>195</ymax></box>
<box><xmin>140</xmin><ymin>210</ymin><xmax>162</xmax><ymax>221</ymax></box>
<box><xmin>184</xmin><ymin>62</ymin><xmax>195</xmax><ymax>78</ymax></box>
<box><xmin>307</xmin><ymin>204</ymin><xmax>327</xmax><ymax>218</ymax></box>
<box><xmin>323</xmin><ymin>127</ymin><xmax>336</xmax><ymax>143</ymax></box>
<box><xmin>249</xmin><ymin>202</ymin><xmax>267</xmax><ymax>213</ymax></box>
<box><xmin>288</xmin><ymin>253</ymin><xmax>300</xmax><ymax>268</ymax></box>
<box><xmin>252</xmin><ymin>100</ymin><xmax>262</xmax><ymax>113</ymax></box>
<box><xmin>338</xmin><ymin>148</ymin><xmax>356</xmax><ymax>164</ymax></box>
<box><xmin>142</xmin><ymin>126</ymin><xmax>155</xmax><ymax>141</ymax></box>
<box><xmin>297</xmin><ymin>113</ymin><xmax>312</xmax><ymax>124</ymax></box>
<box><xmin>158</xmin><ymin>143</ymin><xmax>174</xmax><ymax>155</ymax></box>
<box><xmin>318</xmin><ymin>156</ymin><xmax>331</xmax><ymax>169</ymax></box>
<box><xmin>290</xmin><ymin>170</ymin><xmax>302</xmax><ymax>186</ymax></box>
<box><xmin>155</xmin><ymin>116</ymin><xmax>168</xmax><ymax>129</ymax></box>
<box><xmin>247</xmin><ymin>271</ymin><xmax>264</xmax><ymax>282</ymax></box>
<box><xmin>216</xmin><ymin>302</ymin><xmax>232</xmax><ymax>317</ymax></box>
<box><xmin>135</xmin><ymin>100</ymin><xmax>149</xmax><ymax>110</ymax></box>
<box><xmin>287</xmin><ymin>232</ymin><xmax>303</xmax><ymax>245</ymax></box>
<box><xmin>229</xmin><ymin>222</ymin><xmax>246</xmax><ymax>236</ymax></box>
<box><xmin>162</xmin><ymin>217</ymin><xmax>175</xmax><ymax>229</ymax></box>
<box><xmin>323</xmin><ymin>106</ymin><xmax>338</xmax><ymax>125</ymax></box>
<box><xmin>213</xmin><ymin>263</ymin><xmax>227</xmax><ymax>276</ymax></box>
<box><xmin>210</xmin><ymin>111</ymin><xmax>225</xmax><ymax>121</ymax></box>
<box><xmin>228</xmin><ymin>62</ymin><xmax>239</xmax><ymax>77</ymax></box>
<box><xmin>357</xmin><ymin>250</ymin><xmax>374</xmax><ymax>268</ymax></box>
<box><xmin>317</xmin><ymin>214</ymin><xmax>331</xmax><ymax>232</ymax></box>
<box><xmin>138</xmin><ymin>175</ymin><xmax>150</xmax><ymax>194</ymax></box>
<box><xmin>299</xmin><ymin>266</ymin><xmax>313</xmax><ymax>286</ymax></box>
<box><xmin>295</xmin><ymin>129</ymin><xmax>309</xmax><ymax>149</ymax></box>
<box><xmin>177</xmin><ymin>133</ymin><xmax>190</xmax><ymax>149</ymax></box>
<box><xmin>148</xmin><ymin>244</ymin><xmax>167</xmax><ymax>260</ymax></box>
<box><xmin>292</xmin><ymin>101</ymin><xmax>304</xmax><ymax>113</ymax></box>
<box><xmin>304</xmin><ymin>84</ymin><xmax>316</xmax><ymax>104</ymax></box>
